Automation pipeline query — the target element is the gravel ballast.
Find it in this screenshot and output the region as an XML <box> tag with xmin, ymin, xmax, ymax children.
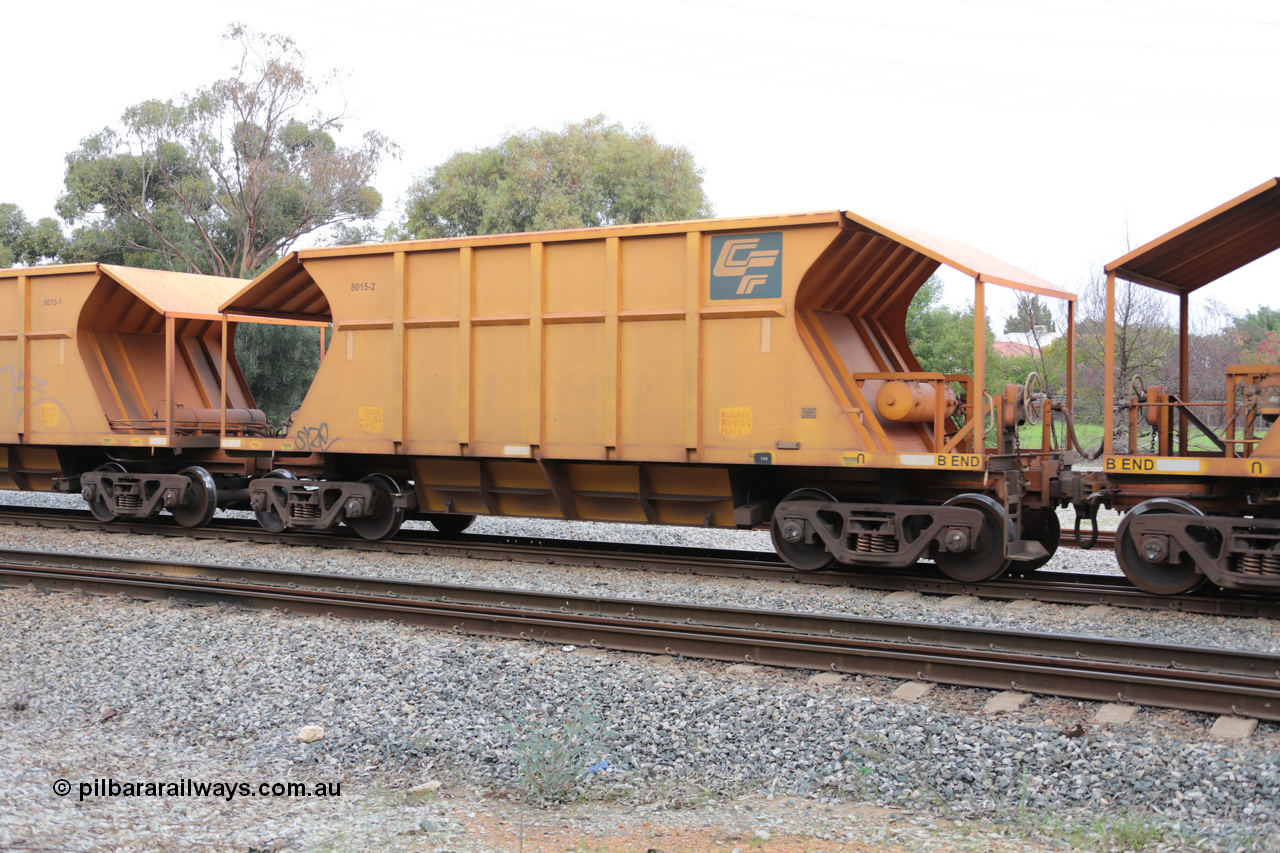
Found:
<box><xmin>1</xmin><ymin>506</ymin><xmax>1279</xmax><ymax>851</ymax></box>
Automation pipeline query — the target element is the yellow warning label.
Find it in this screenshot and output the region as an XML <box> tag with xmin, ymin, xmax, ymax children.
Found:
<box><xmin>841</xmin><ymin>451</ymin><xmax>986</xmax><ymax>470</ymax></box>
<box><xmin>719</xmin><ymin>407</ymin><xmax>752</xmax><ymax>438</ymax></box>
<box><xmin>1103</xmin><ymin>456</ymin><xmax>1204</xmax><ymax>474</ymax></box>
<box><xmin>359</xmin><ymin>407</ymin><xmax>384</xmax><ymax>432</ymax></box>
<box><xmin>40</xmin><ymin>403</ymin><xmax>58</xmax><ymax>427</ymax></box>
<box><xmin>919</xmin><ymin>454</ymin><xmax>984</xmax><ymax>470</ymax></box>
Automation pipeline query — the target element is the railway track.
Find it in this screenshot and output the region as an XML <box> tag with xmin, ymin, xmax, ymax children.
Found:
<box><xmin>2</xmin><ymin>547</ymin><xmax>1277</xmax><ymax>721</ymax></box>
<box><xmin>1</xmin><ymin>504</ymin><xmax>1276</xmax><ymax>618</ymax></box>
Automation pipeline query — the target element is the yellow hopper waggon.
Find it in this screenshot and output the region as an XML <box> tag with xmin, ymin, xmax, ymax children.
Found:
<box><xmin>218</xmin><ymin>211</ymin><xmax>1078</xmax><ymax>582</ymax></box>
<box><xmin>0</xmin><ymin>263</ymin><xmax>269</xmax><ymax>526</ymax></box>
<box><xmin>1090</xmin><ymin>179</ymin><xmax>1280</xmax><ymax>595</ymax></box>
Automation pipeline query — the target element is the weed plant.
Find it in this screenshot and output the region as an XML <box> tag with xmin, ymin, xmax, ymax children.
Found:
<box><xmin>502</xmin><ymin>700</ymin><xmax>613</xmax><ymax>805</ymax></box>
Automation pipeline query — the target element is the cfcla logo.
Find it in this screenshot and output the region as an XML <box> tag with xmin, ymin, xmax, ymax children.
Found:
<box><xmin>713</xmin><ymin>239</ymin><xmax>779</xmax><ymax>295</ymax></box>
<box><xmin>709</xmin><ymin>232</ymin><xmax>783</xmax><ymax>300</ymax></box>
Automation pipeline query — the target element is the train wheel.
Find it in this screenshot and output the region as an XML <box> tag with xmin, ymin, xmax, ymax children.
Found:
<box><xmin>171</xmin><ymin>466</ymin><xmax>217</xmax><ymax>528</ymax></box>
<box><xmin>1115</xmin><ymin>499</ymin><xmax>1205</xmax><ymax>595</ymax></box>
<box><xmin>771</xmin><ymin>488</ymin><xmax>837</xmax><ymax>571</ymax></box>
<box><xmin>254</xmin><ymin>469</ymin><xmax>295</xmax><ymax>533</ymax></box>
<box><xmin>347</xmin><ymin>473</ymin><xmax>405</xmax><ymax>541</ymax></box>
<box><xmin>85</xmin><ymin>463</ymin><xmax>125</xmax><ymax>523</ymax></box>
<box><xmin>427</xmin><ymin>513</ymin><xmax>475</xmax><ymax>535</ymax></box>
<box><xmin>1004</xmin><ymin>508</ymin><xmax>1060</xmax><ymax>577</ymax></box>
<box><xmin>934</xmin><ymin>494</ymin><xmax>1011</xmax><ymax>582</ymax></box>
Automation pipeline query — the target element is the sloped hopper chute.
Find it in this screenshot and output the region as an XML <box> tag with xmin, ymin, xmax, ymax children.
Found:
<box><xmin>794</xmin><ymin>212</ymin><xmax>1074</xmax><ymax>454</ymax></box>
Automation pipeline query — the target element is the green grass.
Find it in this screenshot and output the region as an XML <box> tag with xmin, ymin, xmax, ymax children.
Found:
<box><xmin>1010</xmin><ymin>420</ymin><xmax>1232</xmax><ymax>455</ymax></box>
<box><xmin>1053</xmin><ymin>812</ymin><xmax>1183</xmax><ymax>851</ymax></box>
<box><xmin>1011</xmin><ymin>421</ymin><xmax>1104</xmax><ymax>451</ymax></box>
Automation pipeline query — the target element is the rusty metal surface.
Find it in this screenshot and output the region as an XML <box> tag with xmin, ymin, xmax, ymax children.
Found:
<box><xmin>1106</xmin><ymin>178</ymin><xmax>1280</xmax><ymax>295</ymax></box>
<box><xmin>0</xmin><ymin>263</ymin><xmax>262</xmax><ymax>459</ymax></box>
<box><xmin>3</xmin><ymin>548</ymin><xmax>1278</xmax><ymax>721</ymax></box>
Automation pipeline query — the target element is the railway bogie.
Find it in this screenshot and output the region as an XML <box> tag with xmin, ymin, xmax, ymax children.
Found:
<box><xmin>247</xmin><ymin>471</ymin><xmax>413</xmax><ymax>541</ymax></box>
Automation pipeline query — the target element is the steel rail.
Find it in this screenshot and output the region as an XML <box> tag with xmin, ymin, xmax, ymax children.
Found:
<box><xmin>2</xmin><ymin>548</ymin><xmax>1277</xmax><ymax>721</ymax></box>
<box><xmin>0</xmin><ymin>505</ymin><xmax>1275</xmax><ymax>618</ymax></box>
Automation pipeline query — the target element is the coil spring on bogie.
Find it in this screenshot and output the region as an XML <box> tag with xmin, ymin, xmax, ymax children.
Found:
<box><xmin>290</xmin><ymin>503</ymin><xmax>321</xmax><ymax>519</ymax></box>
<box><xmin>853</xmin><ymin>533</ymin><xmax>897</xmax><ymax>553</ymax></box>
<box><xmin>1234</xmin><ymin>552</ymin><xmax>1280</xmax><ymax>577</ymax></box>
<box><xmin>115</xmin><ymin>494</ymin><xmax>141</xmax><ymax>509</ymax></box>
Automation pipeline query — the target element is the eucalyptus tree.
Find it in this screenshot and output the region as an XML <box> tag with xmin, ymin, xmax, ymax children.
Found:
<box><xmin>57</xmin><ymin>25</ymin><xmax>395</xmax><ymax>279</ymax></box>
<box><xmin>56</xmin><ymin>26</ymin><xmax>395</xmax><ymax>428</ymax></box>
<box><xmin>399</xmin><ymin>115</ymin><xmax>711</xmax><ymax>239</ymax></box>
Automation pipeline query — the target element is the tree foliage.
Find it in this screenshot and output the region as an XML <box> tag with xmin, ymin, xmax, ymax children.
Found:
<box><xmin>1002</xmin><ymin>293</ymin><xmax>1055</xmax><ymax>335</ymax></box>
<box><xmin>399</xmin><ymin>116</ymin><xmax>712</xmax><ymax>238</ymax></box>
<box><xmin>1236</xmin><ymin>305</ymin><xmax>1280</xmax><ymax>362</ymax></box>
<box><xmin>905</xmin><ymin>276</ymin><xmax>996</xmax><ymax>377</ymax></box>
<box><xmin>231</xmin><ymin>323</ymin><xmax>328</xmax><ymax>428</ymax></box>
<box><xmin>57</xmin><ymin>25</ymin><xmax>395</xmax><ymax>279</ymax></box>
<box><xmin>52</xmin><ymin>26</ymin><xmax>396</xmax><ymax>430</ymax></box>
<box><xmin>994</xmin><ymin>292</ymin><xmax>1069</xmax><ymax>399</ymax></box>
<box><xmin>1070</xmin><ymin>269</ymin><xmax>1178</xmax><ymax>424</ymax></box>
<box><xmin>0</xmin><ymin>204</ymin><xmax>67</xmax><ymax>268</ymax></box>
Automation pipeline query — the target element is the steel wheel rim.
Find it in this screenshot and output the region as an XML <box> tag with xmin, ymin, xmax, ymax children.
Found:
<box><xmin>254</xmin><ymin>469</ymin><xmax>295</xmax><ymax>533</ymax></box>
<box><xmin>86</xmin><ymin>463</ymin><xmax>127</xmax><ymax>523</ymax></box>
<box><xmin>1115</xmin><ymin>500</ymin><xmax>1205</xmax><ymax>595</ymax></box>
<box><xmin>934</xmin><ymin>494</ymin><xmax>1011</xmax><ymax>582</ymax></box>
<box><xmin>348</xmin><ymin>473</ymin><xmax>405</xmax><ymax>541</ymax></box>
<box><xmin>771</xmin><ymin>488</ymin><xmax>837</xmax><ymax>572</ymax></box>
<box><xmin>171</xmin><ymin>467</ymin><xmax>217</xmax><ymax>528</ymax></box>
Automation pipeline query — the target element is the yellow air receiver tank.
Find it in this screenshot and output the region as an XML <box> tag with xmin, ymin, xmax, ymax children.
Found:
<box><xmin>875</xmin><ymin>381</ymin><xmax>957</xmax><ymax>423</ymax></box>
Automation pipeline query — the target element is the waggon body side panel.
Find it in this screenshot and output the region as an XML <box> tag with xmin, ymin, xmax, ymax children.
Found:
<box><xmin>223</xmin><ymin>213</ymin><xmax>1064</xmax><ymax>465</ymax></box>
<box><xmin>0</xmin><ymin>266</ymin><xmax>107</xmax><ymax>444</ymax></box>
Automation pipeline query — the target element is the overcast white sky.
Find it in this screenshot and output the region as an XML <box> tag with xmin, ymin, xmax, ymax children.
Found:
<box><xmin>6</xmin><ymin>0</ymin><xmax>1278</xmax><ymax>327</ymax></box>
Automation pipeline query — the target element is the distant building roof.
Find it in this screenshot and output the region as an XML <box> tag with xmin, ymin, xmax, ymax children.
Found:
<box><xmin>994</xmin><ymin>340</ymin><xmax>1039</xmax><ymax>357</ymax></box>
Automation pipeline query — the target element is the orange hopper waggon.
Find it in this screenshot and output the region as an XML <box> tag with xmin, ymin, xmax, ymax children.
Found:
<box><xmin>0</xmin><ymin>264</ymin><xmax>270</xmax><ymax>525</ymax></box>
<box><xmin>217</xmin><ymin>211</ymin><xmax>1075</xmax><ymax>583</ymax></box>
<box><xmin>2</xmin><ymin>188</ymin><xmax>1277</xmax><ymax>595</ymax></box>
<box><xmin>1087</xmin><ymin>178</ymin><xmax>1280</xmax><ymax>595</ymax></box>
